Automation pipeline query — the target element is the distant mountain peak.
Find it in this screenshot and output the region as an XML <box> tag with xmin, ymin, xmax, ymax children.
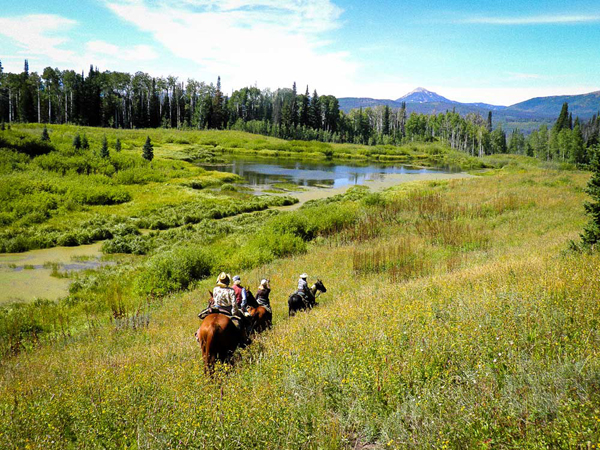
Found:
<box><xmin>410</xmin><ymin>87</ymin><xmax>431</xmax><ymax>94</ymax></box>
<box><xmin>396</xmin><ymin>87</ymin><xmax>452</xmax><ymax>104</ymax></box>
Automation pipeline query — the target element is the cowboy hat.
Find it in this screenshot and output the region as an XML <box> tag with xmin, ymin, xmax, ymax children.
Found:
<box><xmin>216</xmin><ymin>272</ymin><xmax>230</xmax><ymax>285</ymax></box>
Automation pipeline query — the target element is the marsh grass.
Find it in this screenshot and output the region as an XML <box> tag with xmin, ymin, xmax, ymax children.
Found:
<box><xmin>0</xmin><ymin>125</ymin><xmax>291</xmax><ymax>253</ymax></box>
<box><xmin>352</xmin><ymin>237</ymin><xmax>431</xmax><ymax>281</ymax></box>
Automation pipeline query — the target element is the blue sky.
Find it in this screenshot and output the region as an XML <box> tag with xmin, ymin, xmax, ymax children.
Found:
<box><xmin>1</xmin><ymin>0</ymin><xmax>599</xmax><ymax>105</ymax></box>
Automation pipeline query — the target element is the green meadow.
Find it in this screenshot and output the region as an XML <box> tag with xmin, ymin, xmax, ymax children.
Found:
<box><xmin>0</xmin><ymin>124</ymin><xmax>598</xmax><ymax>448</ymax></box>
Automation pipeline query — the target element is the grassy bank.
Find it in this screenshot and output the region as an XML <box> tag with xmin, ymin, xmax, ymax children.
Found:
<box><xmin>4</xmin><ymin>123</ymin><xmax>487</xmax><ymax>167</ymax></box>
<box><xmin>1</xmin><ymin>162</ymin><xmax>598</xmax><ymax>448</ymax></box>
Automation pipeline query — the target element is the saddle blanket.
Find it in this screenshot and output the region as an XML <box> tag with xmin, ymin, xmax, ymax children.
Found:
<box><xmin>198</xmin><ymin>307</ymin><xmax>243</xmax><ymax>329</ymax></box>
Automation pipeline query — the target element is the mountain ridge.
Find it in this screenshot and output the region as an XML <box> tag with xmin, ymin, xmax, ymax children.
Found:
<box><xmin>338</xmin><ymin>88</ymin><xmax>600</xmax><ymax>130</ymax></box>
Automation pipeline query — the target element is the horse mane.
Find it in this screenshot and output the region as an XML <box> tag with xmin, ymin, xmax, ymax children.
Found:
<box><xmin>246</xmin><ymin>289</ymin><xmax>258</xmax><ymax>308</ymax></box>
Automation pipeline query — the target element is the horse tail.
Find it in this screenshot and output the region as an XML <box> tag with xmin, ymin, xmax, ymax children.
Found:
<box><xmin>199</xmin><ymin>318</ymin><xmax>224</xmax><ymax>372</ymax></box>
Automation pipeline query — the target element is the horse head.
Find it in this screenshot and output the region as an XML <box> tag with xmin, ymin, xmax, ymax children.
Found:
<box><xmin>315</xmin><ymin>279</ymin><xmax>327</xmax><ymax>293</ymax></box>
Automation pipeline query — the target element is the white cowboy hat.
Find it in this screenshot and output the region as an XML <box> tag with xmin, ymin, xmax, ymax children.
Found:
<box><xmin>300</xmin><ymin>273</ymin><xmax>308</xmax><ymax>279</ymax></box>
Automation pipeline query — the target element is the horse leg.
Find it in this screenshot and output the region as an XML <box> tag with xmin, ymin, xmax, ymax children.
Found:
<box><xmin>201</xmin><ymin>337</ymin><xmax>214</xmax><ymax>375</ymax></box>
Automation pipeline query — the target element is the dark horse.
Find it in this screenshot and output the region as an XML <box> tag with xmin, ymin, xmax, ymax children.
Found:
<box><xmin>288</xmin><ymin>279</ymin><xmax>327</xmax><ymax>317</ymax></box>
<box><xmin>245</xmin><ymin>289</ymin><xmax>272</xmax><ymax>334</ymax></box>
<box><xmin>195</xmin><ymin>291</ymin><xmax>245</xmax><ymax>373</ymax></box>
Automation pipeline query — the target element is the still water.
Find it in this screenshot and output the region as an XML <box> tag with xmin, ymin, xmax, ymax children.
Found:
<box><xmin>198</xmin><ymin>157</ymin><xmax>451</xmax><ymax>188</ymax></box>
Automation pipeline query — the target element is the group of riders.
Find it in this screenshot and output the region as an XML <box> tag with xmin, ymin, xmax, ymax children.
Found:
<box><xmin>200</xmin><ymin>272</ymin><xmax>318</xmax><ymax>345</ymax></box>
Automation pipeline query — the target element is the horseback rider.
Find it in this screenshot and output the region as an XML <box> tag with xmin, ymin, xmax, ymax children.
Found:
<box><xmin>232</xmin><ymin>275</ymin><xmax>248</xmax><ymax>311</ymax></box>
<box><xmin>212</xmin><ymin>272</ymin><xmax>251</xmax><ymax>344</ymax></box>
<box><xmin>297</xmin><ymin>273</ymin><xmax>315</xmax><ymax>307</ymax></box>
<box><xmin>256</xmin><ymin>279</ymin><xmax>272</xmax><ymax>312</ymax></box>
<box><xmin>212</xmin><ymin>272</ymin><xmax>237</xmax><ymax>313</ymax></box>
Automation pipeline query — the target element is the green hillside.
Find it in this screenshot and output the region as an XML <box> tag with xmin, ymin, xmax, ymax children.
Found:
<box><xmin>0</xmin><ymin>125</ymin><xmax>598</xmax><ymax>448</ymax></box>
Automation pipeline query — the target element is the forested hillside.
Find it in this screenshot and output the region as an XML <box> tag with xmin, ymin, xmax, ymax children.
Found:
<box><xmin>1</xmin><ymin>60</ymin><xmax>598</xmax><ymax>163</ymax></box>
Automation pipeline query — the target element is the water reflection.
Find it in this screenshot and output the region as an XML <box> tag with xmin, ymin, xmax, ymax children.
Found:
<box><xmin>198</xmin><ymin>157</ymin><xmax>448</xmax><ymax>188</ymax></box>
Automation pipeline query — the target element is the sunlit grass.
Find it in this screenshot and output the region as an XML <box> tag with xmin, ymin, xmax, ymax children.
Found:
<box><xmin>0</xmin><ymin>165</ymin><xmax>597</xmax><ymax>448</ymax></box>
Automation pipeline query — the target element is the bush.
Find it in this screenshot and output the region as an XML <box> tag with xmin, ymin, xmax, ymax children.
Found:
<box><xmin>361</xmin><ymin>192</ymin><xmax>386</xmax><ymax>207</ymax></box>
<box><xmin>102</xmin><ymin>235</ymin><xmax>149</xmax><ymax>255</ymax></box>
<box><xmin>67</xmin><ymin>185</ymin><xmax>131</xmax><ymax>206</ymax></box>
<box><xmin>0</xmin><ymin>134</ymin><xmax>53</xmax><ymax>157</ymax></box>
<box><xmin>221</xmin><ymin>183</ymin><xmax>237</xmax><ymax>192</ymax></box>
<box><xmin>267</xmin><ymin>214</ymin><xmax>313</xmax><ymax>240</ymax></box>
<box><xmin>263</xmin><ymin>232</ymin><xmax>307</xmax><ymax>258</ymax></box>
<box><xmin>134</xmin><ymin>246</ymin><xmax>213</xmax><ymax>296</ymax></box>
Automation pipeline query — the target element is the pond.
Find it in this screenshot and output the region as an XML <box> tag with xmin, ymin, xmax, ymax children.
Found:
<box><xmin>198</xmin><ymin>157</ymin><xmax>455</xmax><ymax>188</ymax></box>
<box><xmin>0</xmin><ymin>242</ymin><xmax>113</xmax><ymax>305</ymax></box>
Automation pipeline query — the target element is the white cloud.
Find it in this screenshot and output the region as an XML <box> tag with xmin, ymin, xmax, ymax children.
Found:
<box><xmin>86</xmin><ymin>40</ymin><xmax>158</xmax><ymax>61</ymax></box>
<box><xmin>463</xmin><ymin>14</ymin><xmax>600</xmax><ymax>25</ymax></box>
<box><xmin>104</xmin><ymin>0</ymin><xmax>357</xmax><ymax>93</ymax></box>
<box><xmin>0</xmin><ymin>14</ymin><xmax>77</xmax><ymax>63</ymax></box>
<box><xmin>0</xmin><ymin>13</ymin><xmax>161</xmax><ymax>74</ymax></box>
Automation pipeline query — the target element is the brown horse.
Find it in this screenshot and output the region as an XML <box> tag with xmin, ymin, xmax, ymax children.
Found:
<box><xmin>246</xmin><ymin>305</ymin><xmax>272</xmax><ymax>333</ymax></box>
<box><xmin>243</xmin><ymin>289</ymin><xmax>272</xmax><ymax>333</ymax></box>
<box><xmin>195</xmin><ymin>290</ymin><xmax>243</xmax><ymax>372</ymax></box>
<box><xmin>195</xmin><ymin>313</ymin><xmax>241</xmax><ymax>372</ymax></box>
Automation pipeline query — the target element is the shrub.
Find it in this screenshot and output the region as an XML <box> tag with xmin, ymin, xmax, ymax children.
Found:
<box><xmin>361</xmin><ymin>192</ymin><xmax>386</xmax><ymax>207</ymax></box>
<box><xmin>67</xmin><ymin>185</ymin><xmax>131</xmax><ymax>206</ymax></box>
<box><xmin>0</xmin><ymin>134</ymin><xmax>53</xmax><ymax>157</ymax></box>
<box><xmin>221</xmin><ymin>183</ymin><xmax>237</xmax><ymax>192</ymax></box>
<box><xmin>134</xmin><ymin>246</ymin><xmax>213</xmax><ymax>296</ymax></box>
<box><xmin>248</xmin><ymin>231</ymin><xmax>307</xmax><ymax>259</ymax></box>
<box><xmin>267</xmin><ymin>214</ymin><xmax>313</xmax><ymax>240</ymax></box>
<box><xmin>102</xmin><ymin>235</ymin><xmax>149</xmax><ymax>255</ymax></box>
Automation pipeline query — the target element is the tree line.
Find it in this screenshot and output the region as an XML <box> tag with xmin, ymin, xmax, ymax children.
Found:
<box><xmin>1</xmin><ymin>60</ymin><xmax>598</xmax><ymax>162</ymax></box>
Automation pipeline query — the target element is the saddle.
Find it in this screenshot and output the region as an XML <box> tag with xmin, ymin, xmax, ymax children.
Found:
<box><xmin>256</xmin><ymin>299</ymin><xmax>272</xmax><ymax>314</ymax></box>
<box><xmin>198</xmin><ymin>306</ymin><xmax>244</xmax><ymax>329</ymax></box>
<box><xmin>295</xmin><ymin>291</ymin><xmax>314</xmax><ymax>307</ymax></box>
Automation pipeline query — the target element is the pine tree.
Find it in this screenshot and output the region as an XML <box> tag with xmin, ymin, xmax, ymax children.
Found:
<box><xmin>81</xmin><ymin>135</ymin><xmax>89</xmax><ymax>150</ymax></box>
<box><xmin>73</xmin><ymin>133</ymin><xmax>81</xmax><ymax>149</ymax></box>
<box><xmin>100</xmin><ymin>135</ymin><xmax>109</xmax><ymax>158</ymax></box>
<box><xmin>115</xmin><ymin>138</ymin><xmax>122</xmax><ymax>152</ymax></box>
<box><xmin>579</xmin><ymin>147</ymin><xmax>600</xmax><ymax>249</ymax></box>
<box><xmin>211</xmin><ymin>76</ymin><xmax>224</xmax><ymax>129</ymax></box>
<box><xmin>382</xmin><ymin>105</ymin><xmax>391</xmax><ymax>135</ymax></box>
<box><xmin>309</xmin><ymin>90</ymin><xmax>321</xmax><ymax>130</ymax></box>
<box><xmin>41</xmin><ymin>125</ymin><xmax>50</xmax><ymax>141</ymax></box>
<box><xmin>569</xmin><ymin>113</ymin><xmax>573</xmax><ymax>130</ymax></box>
<box><xmin>487</xmin><ymin>111</ymin><xmax>493</xmax><ymax>132</ymax></box>
<box><xmin>142</xmin><ymin>136</ymin><xmax>154</xmax><ymax>161</ymax></box>
<box><xmin>554</xmin><ymin>103</ymin><xmax>570</xmax><ymax>132</ymax></box>
<box><xmin>291</xmin><ymin>82</ymin><xmax>298</xmax><ymax>126</ymax></box>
